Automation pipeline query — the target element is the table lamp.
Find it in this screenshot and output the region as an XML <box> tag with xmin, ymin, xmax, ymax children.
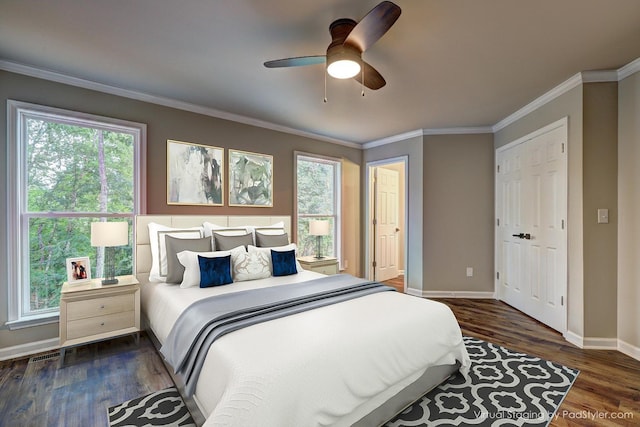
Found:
<box><xmin>91</xmin><ymin>221</ymin><xmax>128</xmax><ymax>285</ymax></box>
<box><xmin>309</xmin><ymin>220</ymin><xmax>330</xmax><ymax>259</ymax></box>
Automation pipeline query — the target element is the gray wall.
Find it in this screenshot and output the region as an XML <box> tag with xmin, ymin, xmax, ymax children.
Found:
<box><xmin>422</xmin><ymin>134</ymin><xmax>495</xmax><ymax>293</ymax></box>
<box><xmin>3</xmin><ymin>66</ymin><xmax>637</xmax><ymax>355</ymax></box>
<box><xmin>0</xmin><ymin>70</ymin><xmax>362</xmax><ymax>351</ymax></box>
<box><xmin>582</xmin><ymin>82</ymin><xmax>618</xmax><ymax>339</ymax></box>
<box><xmin>618</xmin><ymin>71</ymin><xmax>640</xmax><ymax>350</ymax></box>
<box><xmin>364</xmin><ymin>133</ymin><xmax>495</xmax><ymax>295</ymax></box>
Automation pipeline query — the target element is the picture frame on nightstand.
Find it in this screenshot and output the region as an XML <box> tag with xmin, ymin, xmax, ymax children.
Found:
<box><xmin>65</xmin><ymin>256</ymin><xmax>91</xmax><ymax>283</ymax></box>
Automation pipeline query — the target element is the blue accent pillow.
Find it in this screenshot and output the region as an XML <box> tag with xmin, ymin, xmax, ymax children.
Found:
<box><xmin>271</xmin><ymin>249</ymin><xmax>298</xmax><ymax>276</ymax></box>
<box><xmin>198</xmin><ymin>255</ymin><xmax>233</xmax><ymax>287</ymax></box>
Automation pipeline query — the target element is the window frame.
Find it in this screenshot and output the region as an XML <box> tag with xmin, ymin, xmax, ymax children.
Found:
<box><xmin>293</xmin><ymin>151</ymin><xmax>341</xmax><ymax>263</ymax></box>
<box><xmin>6</xmin><ymin>100</ymin><xmax>147</xmax><ymax>328</ymax></box>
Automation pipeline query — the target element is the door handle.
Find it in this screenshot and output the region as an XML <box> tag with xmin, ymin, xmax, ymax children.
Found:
<box><xmin>512</xmin><ymin>233</ymin><xmax>532</xmax><ymax>240</ymax></box>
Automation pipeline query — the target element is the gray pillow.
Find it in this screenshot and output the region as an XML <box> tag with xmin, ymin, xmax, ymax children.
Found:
<box><xmin>255</xmin><ymin>231</ymin><xmax>289</xmax><ymax>247</ymax></box>
<box><xmin>165</xmin><ymin>235</ymin><xmax>212</xmax><ymax>283</ymax></box>
<box><xmin>213</xmin><ymin>232</ymin><xmax>253</xmax><ymax>251</ymax></box>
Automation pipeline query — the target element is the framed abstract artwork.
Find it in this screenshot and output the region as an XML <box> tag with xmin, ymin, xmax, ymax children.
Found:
<box><xmin>228</xmin><ymin>149</ymin><xmax>273</xmax><ymax>207</ymax></box>
<box><xmin>167</xmin><ymin>140</ymin><xmax>224</xmax><ymax>206</ymax></box>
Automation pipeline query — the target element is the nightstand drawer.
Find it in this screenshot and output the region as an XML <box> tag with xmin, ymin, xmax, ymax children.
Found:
<box><xmin>66</xmin><ymin>294</ymin><xmax>134</xmax><ymax>321</ymax></box>
<box><xmin>66</xmin><ymin>310</ymin><xmax>136</xmax><ymax>340</ymax></box>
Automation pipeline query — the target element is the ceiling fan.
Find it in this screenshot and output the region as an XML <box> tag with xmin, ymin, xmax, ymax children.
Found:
<box><xmin>263</xmin><ymin>1</ymin><xmax>401</xmax><ymax>90</ymax></box>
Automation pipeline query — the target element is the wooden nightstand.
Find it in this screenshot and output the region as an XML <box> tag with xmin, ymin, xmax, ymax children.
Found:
<box><xmin>59</xmin><ymin>275</ymin><xmax>140</xmax><ymax>366</ymax></box>
<box><xmin>297</xmin><ymin>256</ymin><xmax>339</xmax><ymax>275</ymax></box>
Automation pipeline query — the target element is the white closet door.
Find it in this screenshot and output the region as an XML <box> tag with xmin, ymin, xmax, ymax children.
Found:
<box><xmin>496</xmin><ymin>123</ymin><xmax>567</xmax><ymax>332</ymax></box>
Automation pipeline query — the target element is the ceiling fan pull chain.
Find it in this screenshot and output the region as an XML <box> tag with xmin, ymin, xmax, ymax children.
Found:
<box><xmin>324</xmin><ymin>69</ymin><xmax>328</xmax><ymax>103</ymax></box>
<box><xmin>361</xmin><ymin>60</ymin><xmax>365</xmax><ymax>97</ymax></box>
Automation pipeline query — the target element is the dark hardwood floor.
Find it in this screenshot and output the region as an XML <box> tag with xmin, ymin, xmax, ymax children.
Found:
<box><xmin>0</xmin><ymin>333</ymin><xmax>173</xmax><ymax>427</ymax></box>
<box><xmin>1</xmin><ymin>295</ymin><xmax>639</xmax><ymax>426</ymax></box>
<box><xmin>433</xmin><ymin>298</ymin><xmax>640</xmax><ymax>427</ymax></box>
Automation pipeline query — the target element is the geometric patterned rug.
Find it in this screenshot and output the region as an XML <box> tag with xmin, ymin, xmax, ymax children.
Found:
<box><xmin>107</xmin><ymin>337</ymin><xmax>578</xmax><ymax>427</ymax></box>
<box><xmin>107</xmin><ymin>387</ymin><xmax>195</xmax><ymax>427</ymax></box>
<box><xmin>385</xmin><ymin>336</ymin><xmax>579</xmax><ymax>427</ymax></box>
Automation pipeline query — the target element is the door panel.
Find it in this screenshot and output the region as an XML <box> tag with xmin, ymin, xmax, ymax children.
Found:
<box><xmin>374</xmin><ymin>167</ymin><xmax>400</xmax><ymax>282</ymax></box>
<box><xmin>496</xmin><ymin>123</ymin><xmax>567</xmax><ymax>332</ymax></box>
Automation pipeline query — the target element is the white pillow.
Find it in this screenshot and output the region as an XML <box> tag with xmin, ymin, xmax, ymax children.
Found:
<box><xmin>248</xmin><ymin>243</ymin><xmax>303</xmax><ymax>273</ymax></box>
<box><xmin>232</xmin><ymin>250</ymin><xmax>271</xmax><ymax>282</ymax></box>
<box><xmin>204</xmin><ymin>221</ymin><xmax>285</xmax><ymax>245</ymax></box>
<box><xmin>148</xmin><ymin>222</ymin><xmax>204</xmax><ymax>282</ymax></box>
<box><xmin>177</xmin><ymin>246</ymin><xmax>245</xmax><ymax>288</ymax></box>
<box><xmin>248</xmin><ymin>221</ymin><xmax>285</xmax><ymax>235</ymax></box>
<box><xmin>203</xmin><ymin>222</ymin><xmax>251</xmax><ymax>238</ymax></box>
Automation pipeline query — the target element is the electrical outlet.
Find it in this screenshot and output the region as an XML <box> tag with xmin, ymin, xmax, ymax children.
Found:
<box><xmin>466</xmin><ymin>267</ymin><xmax>473</xmax><ymax>277</ymax></box>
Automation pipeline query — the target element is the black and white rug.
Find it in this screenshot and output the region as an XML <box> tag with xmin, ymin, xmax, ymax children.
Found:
<box><xmin>385</xmin><ymin>336</ymin><xmax>579</xmax><ymax>426</ymax></box>
<box><xmin>108</xmin><ymin>338</ymin><xmax>578</xmax><ymax>427</ymax></box>
<box><xmin>108</xmin><ymin>387</ymin><xmax>195</xmax><ymax>427</ymax></box>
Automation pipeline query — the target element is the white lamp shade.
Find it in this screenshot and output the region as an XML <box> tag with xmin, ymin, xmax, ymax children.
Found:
<box><xmin>309</xmin><ymin>220</ymin><xmax>330</xmax><ymax>236</ymax></box>
<box><xmin>91</xmin><ymin>221</ymin><xmax>128</xmax><ymax>247</ymax></box>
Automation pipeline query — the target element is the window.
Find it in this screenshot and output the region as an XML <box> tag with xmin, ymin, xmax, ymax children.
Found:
<box><xmin>295</xmin><ymin>153</ymin><xmax>341</xmax><ymax>260</ymax></box>
<box><xmin>7</xmin><ymin>101</ymin><xmax>145</xmax><ymax>326</ymax></box>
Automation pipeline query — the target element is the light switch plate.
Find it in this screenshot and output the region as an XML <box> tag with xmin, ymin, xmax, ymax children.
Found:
<box><xmin>597</xmin><ymin>208</ymin><xmax>609</xmax><ymax>224</ymax></box>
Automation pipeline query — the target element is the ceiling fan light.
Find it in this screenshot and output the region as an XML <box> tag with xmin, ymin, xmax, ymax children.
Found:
<box><xmin>327</xmin><ymin>59</ymin><xmax>361</xmax><ymax>79</ymax></box>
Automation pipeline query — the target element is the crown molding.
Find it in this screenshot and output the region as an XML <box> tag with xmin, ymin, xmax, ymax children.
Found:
<box><xmin>422</xmin><ymin>126</ymin><xmax>493</xmax><ymax>135</ymax></box>
<box><xmin>494</xmin><ymin>57</ymin><xmax>640</xmax><ymax>133</ymax></box>
<box><xmin>4</xmin><ymin>55</ymin><xmax>640</xmax><ymax>151</ymax></box>
<box><xmin>0</xmin><ymin>60</ymin><xmax>361</xmax><ymax>149</ymax></box>
<box><xmin>493</xmin><ymin>72</ymin><xmax>583</xmax><ymax>132</ymax></box>
<box><xmin>362</xmin><ymin>129</ymin><xmax>424</xmax><ymax>149</ymax></box>
<box><xmin>581</xmin><ymin>70</ymin><xmax>619</xmax><ymax>82</ymax></box>
<box><xmin>618</xmin><ymin>56</ymin><xmax>640</xmax><ymax>80</ymax></box>
<box><xmin>362</xmin><ymin>126</ymin><xmax>493</xmax><ymax>149</ymax></box>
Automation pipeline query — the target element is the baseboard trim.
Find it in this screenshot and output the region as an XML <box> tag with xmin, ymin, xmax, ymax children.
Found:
<box><xmin>564</xmin><ymin>331</ymin><xmax>640</xmax><ymax>361</ymax></box>
<box><xmin>0</xmin><ymin>338</ymin><xmax>60</xmax><ymax>361</ymax></box>
<box><xmin>618</xmin><ymin>339</ymin><xmax>640</xmax><ymax>361</ymax></box>
<box><xmin>564</xmin><ymin>331</ymin><xmax>618</xmax><ymax>349</ymax></box>
<box><xmin>406</xmin><ymin>289</ymin><xmax>496</xmax><ymax>299</ymax></box>
<box><xmin>582</xmin><ymin>337</ymin><xmax>618</xmax><ymax>350</ymax></box>
<box><xmin>564</xmin><ymin>330</ymin><xmax>583</xmax><ymax>348</ymax></box>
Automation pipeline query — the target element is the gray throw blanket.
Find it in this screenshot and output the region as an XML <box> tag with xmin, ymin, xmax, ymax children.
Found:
<box><xmin>161</xmin><ymin>274</ymin><xmax>394</xmax><ymax>396</ymax></box>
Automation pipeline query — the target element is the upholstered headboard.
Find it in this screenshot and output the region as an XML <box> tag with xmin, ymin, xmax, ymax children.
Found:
<box><xmin>135</xmin><ymin>215</ymin><xmax>291</xmax><ymax>283</ymax></box>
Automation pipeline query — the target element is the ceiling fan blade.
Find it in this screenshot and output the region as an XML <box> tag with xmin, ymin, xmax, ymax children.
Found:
<box><xmin>353</xmin><ymin>61</ymin><xmax>386</xmax><ymax>90</ymax></box>
<box><xmin>264</xmin><ymin>55</ymin><xmax>326</xmax><ymax>68</ymax></box>
<box><xmin>345</xmin><ymin>1</ymin><xmax>401</xmax><ymax>52</ymax></box>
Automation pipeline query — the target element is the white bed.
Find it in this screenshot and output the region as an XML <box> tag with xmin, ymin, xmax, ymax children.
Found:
<box><xmin>136</xmin><ymin>215</ymin><xmax>470</xmax><ymax>427</ymax></box>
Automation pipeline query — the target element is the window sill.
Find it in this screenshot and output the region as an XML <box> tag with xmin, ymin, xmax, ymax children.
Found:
<box><xmin>5</xmin><ymin>313</ymin><xmax>59</xmax><ymax>330</ymax></box>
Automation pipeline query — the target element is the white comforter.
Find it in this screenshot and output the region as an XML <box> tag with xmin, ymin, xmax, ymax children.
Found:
<box><xmin>141</xmin><ymin>271</ymin><xmax>470</xmax><ymax>427</ymax></box>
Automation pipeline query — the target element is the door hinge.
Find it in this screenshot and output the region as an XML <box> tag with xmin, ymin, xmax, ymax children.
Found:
<box><xmin>372</xmin><ymin>218</ymin><xmax>377</xmax><ymax>226</ymax></box>
<box><xmin>372</xmin><ymin>261</ymin><xmax>377</xmax><ymax>268</ymax></box>
<box><xmin>496</xmin><ymin>218</ymin><xmax>500</xmax><ymax>227</ymax></box>
<box><xmin>496</xmin><ymin>272</ymin><xmax>500</xmax><ymax>280</ymax></box>
<box><xmin>497</xmin><ymin>164</ymin><xmax>500</xmax><ymax>173</ymax></box>
<box><xmin>561</xmin><ymin>296</ymin><xmax>564</xmax><ymax>306</ymax></box>
<box><xmin>561</xmin><ymin>143</ymin><xmax>565</xmax><ymax>154</ymax></box>
<box><xmin>561</xmin><ymin>219</ymin><xmax>565</xmax><ymax>230</ymax></box>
